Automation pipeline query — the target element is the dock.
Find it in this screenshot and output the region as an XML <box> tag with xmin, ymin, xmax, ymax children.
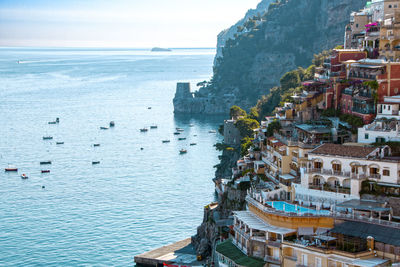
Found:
<box><xmin>134</xmin><ymin>238</ymin><xmax>204</xmax><ymax>267</ymax></box>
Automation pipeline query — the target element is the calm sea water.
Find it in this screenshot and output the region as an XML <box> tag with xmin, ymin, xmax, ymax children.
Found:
<box><xmin>0</xmin><ymin>47</ymin><xmax>223</xmax><ymax>266</ymax></box>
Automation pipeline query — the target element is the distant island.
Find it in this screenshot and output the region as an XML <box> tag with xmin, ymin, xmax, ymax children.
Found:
<box><xmin>151</xmin><ymin>47</ymin><xmax>172</xmax><ymax>52</ymax></box>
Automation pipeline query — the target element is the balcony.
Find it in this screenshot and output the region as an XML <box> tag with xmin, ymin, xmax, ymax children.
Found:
<box><xmin>267</xmin><ymin>240</ymin><xmax>282</xmax><ymax>248</ymax></box>
<box><xmin>264</xmin><ymin>255</ymin><xmax>281</xmax><ymax>265</ymax></box>
<box><xmin>284</xmin><ymin>255</ymin><xmax>297</xmax><ymax>261</ymax></box>
<box><xmin>352</xmin><ymin>107</ymin><xmax>375</xmax><ymax>115</ymax></box>
<box><xmin>369</xmin><ymin>173</ymin><xmax>381</xmax><ymax>179</ymax></box>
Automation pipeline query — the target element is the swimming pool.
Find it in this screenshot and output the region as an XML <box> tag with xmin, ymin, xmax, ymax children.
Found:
<box><xmin>266</xmin><ymin>201</ymin><xmax>331</xmax><ymax>215</ymax></box>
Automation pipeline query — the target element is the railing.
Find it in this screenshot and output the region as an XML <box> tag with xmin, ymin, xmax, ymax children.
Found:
<box><xmin>350</xmin><ymin>173</ymin><xmax>366</xmax><ymax>179</ymax></box>
<box><xmin>264</xmin><ymin>255</ymin><xmax>281</xmax><ymax>264</ymax></box>
<box><xmin>262</xmin><ymin>157</ymin><xmax>278</xmax><ymax>170</ymax></box>
<box><xmin>267</xmin><ymin>240</ymin><xmax>282</xmax><ymax>248</ymax></box>
<box><xmin>233</xmin><ymin>225</ymin><xmax>250</xmax><ymax>240</ymax></box>
<box><xmin>369</xmin><ymin>173</ymin><xmax>381</xmax><ymax>179</ymax></box>
<box><xmin>284</xmin><ymin>255</ymin><xmax>297</xmax><ymax>261</ymax></box>
<box><xmin>246</xmin><ymin>195</ymin><xmax>400</xmax><ymax>229</ymax></box>
<box><xmin>292</xmin><ymin>156</ymin><xmax>298</xmax><ymax>163</ymax></box>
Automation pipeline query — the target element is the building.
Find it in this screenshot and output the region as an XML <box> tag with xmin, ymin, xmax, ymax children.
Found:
<box><xmin>300</xmin><ymin>143</ymin><xmax>400</xmax><ymax>207</ymax></box>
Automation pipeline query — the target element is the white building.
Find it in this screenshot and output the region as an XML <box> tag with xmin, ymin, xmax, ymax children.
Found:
<box><xmin>298</xmin><ymin>143</ymin><xmax>400</xmax><ymax>207</ymax></box>
<box><xmin>358</xmin><ymin>95</ymin><xmax>400</xmax><ymax>143</ymax></box>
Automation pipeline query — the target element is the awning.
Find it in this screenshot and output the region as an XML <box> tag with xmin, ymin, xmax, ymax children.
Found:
<box><xmin>315</xmin><ymin>235</ymin><xmax>336</xmax><ymax>242</ymax></box>
<box><xmin>337</xmin><ymin>199</ymin><xmax>390</xmax><ymax>212</ymax></box>
<box><xmin>298</xmin><ymin>227</ymin><xmax>314</xmax><ymax>236</ymax></box>
<box><xmin>233</xmin><ymin>211</ymin><xmax>296</xmax><ymax>235</ymax></box>
<box><xmin>315</xmin><ymin>227</ymin><xmax>329</xmax><ymax>235</ymax></box>
<box><xmin>279</xmin><ymin>174</ymin><xmax>295</xmax><ymax>180</ymax></box>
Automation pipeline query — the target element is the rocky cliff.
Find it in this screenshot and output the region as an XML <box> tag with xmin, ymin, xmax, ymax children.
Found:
<box><xmin>174</xmin><ymin>0</ymin><xmax>367</xmax><ymax>115</ymax></box>
<box><xmin>215</xmin><ymin>0</ymin><xmax>275</xmax><ymax>63</ymax></box>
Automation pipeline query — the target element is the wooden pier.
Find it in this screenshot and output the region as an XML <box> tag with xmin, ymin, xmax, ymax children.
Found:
<box><xmin>134</xmin><ymin>238</ymin><xmax>204</xmax><ymax>267</ymax></box>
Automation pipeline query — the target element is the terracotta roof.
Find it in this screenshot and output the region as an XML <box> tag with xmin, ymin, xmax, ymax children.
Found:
<box><xmin>310</xmin><ymin>143</ymin><xmax>377</xmax><ymax>158</ymax></box>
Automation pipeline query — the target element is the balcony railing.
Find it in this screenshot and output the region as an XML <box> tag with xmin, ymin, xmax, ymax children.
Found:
<box><xmin>246</xmin><ymin>194</ymin><xmax>400</xmax><ymax>228</ymax></box>
<box><xmin>284</xmin><ymin>255</ymin><xmax>298</xmax><ymax>261</ymax></box>
<box><xmin>267</xmin><ymin>240</ymin><xmax>282</xmax><ymax>248</ymax></box>
<box><xmin>264</xmin><ymin>255</ymin><xmax>281</xmax><ymax>264</ymax></box>
<box><xmin>369</xmin><ymin>173</ymin><xmax>381</xmax><ymax>179</ymax></box>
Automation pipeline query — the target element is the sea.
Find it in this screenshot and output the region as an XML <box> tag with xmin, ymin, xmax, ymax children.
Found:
<box><xmin>0</xmin><ymin>47</ymin><xmax>224</xmax><ymax>266</ymax></box>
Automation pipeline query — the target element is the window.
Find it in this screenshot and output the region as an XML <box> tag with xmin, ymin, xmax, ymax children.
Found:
<box><xmin>302</xmin><ymin>254</ymin><xmax>308</xmax><ymax>266</ymax></box>
<box><xmin>389</xmin><ymin>105</ymin><xmax>391</xmax><ymax>111</ymax></box>
<box><xmin>395</xmin><ymin>4</ymin><xmax>398</xmax><ymax>8</ymax></box>
<box><xmin>395</xmin><ymin>88</ymin><xmax>399</xmax><ymax>94</ymax></box>
<box><xmin>389</xmin><ymin>4</ymin><xmax>392</xmax><ymax>8</ymax></box>
<box><xmin>383</xmin><ymin>169</ymin><xmax>390</xmax><ymax>176</ymax></box>
<box><xmin>365</xmin><ymin>133</ymin><xmax>369</xmax><ymax>139</ymax></box>
<box><xmin>356</xmin><ymin>23</ymin><xmax>359</xmax><ymax>28</ymax></box>
<box><xmin>315</xmin><ymin>257</ymin><xmax>322</xmax><ymax>267</ymax></box>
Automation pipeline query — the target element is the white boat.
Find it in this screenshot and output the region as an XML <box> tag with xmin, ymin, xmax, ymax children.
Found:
<box><xmin>189</xmin><ymin>124</ymin><xmax>194</xmax><ymax>127</ymax></box>
<box><xmin>21</xmin><ymin>174</ymin><xmax>28</xmax><ymax>179</ymax></box>
<box><xmin>208</xmin><ymin>130</ymin><xmax>216</xmax><ymax>133</ymax></box>
<box><xmin>100</xmin><ymin>126</ymin><xmax>109</xmax><ymax>130</ymax></box>
<box><xmin>5</xmin><ymin>165</ymin><xmax>18</xmax><ymax>172</ymax></box>
<box><xmin>176</xmin><ymin>128</ymin><xmax>184</xmax><ymax>132</ymax></box>
<box><xmin>179</xmin><ymin>149</ymin><xmax>187</xmax><ymax>154</ymax></box>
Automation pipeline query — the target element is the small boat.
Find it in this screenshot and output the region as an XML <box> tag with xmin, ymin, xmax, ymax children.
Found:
<box><xmin>56</xmin><ymin>142</ymin><xmax>64</xmax><ymax>145</ymax></box>
<box><xmin>190</xmin><ymin>143</ymin><xmax>197</xmax><ymax>146</ymax></box>
<box><xmin>189</xmin><ymin>124</ymin><xmax>194</xmax><ymax>127</ymax></box>
<box><xmin>56</xmin><ymin>118</ymin><xmax>60</xmax><ymax>123</ymax></box>
<box><xmin>173</xmin><ymin>132</ymin><xmax>181</xmax><ymax>135</ymax></box>
<box><xmin>178</xmin><ymin>137</ymin><xmax>186</xmax><ymax>140</ymax></box>
<box><xmin>40</xmin><ymin>161</ymin><xmax>52</xmax><ymax>165</ymax></box>
<box><xmin>109</xmin><ymin>121</ymin><xmax>115</xmax><ymax>127</ymax></box>
<box><xmin>92</xmin><ymin>161</ymin><xmax>100</xmax><ymax>165</ymax></box>
<box><xmin>140</xmin><ymin>128</ymin><xmax>148</xmax><ymax>132</ymax></box>
<box><xmin>100</xmin><ymin>126</ymin><xmax>109</xmax><ymax>130</ymax></box>
<box><xmin>176</xmin><ymin>128</ymin><xmax>184</xmax><ymax>132</ymax></box>
<box><xmin>208</xmin><ymin>130</ymin><xmax>216</xmax><ymax>133</ymax></box>
<box><xmin>179</xmin><ymin>149</ymin><xmax>187</xmax><ymax>154</ymax></box>
<box><xmin>48</xmin><ymin>121</ymin><xmax>57</xmax><ymax>124</ymax></box>
<box><xmin>41</xmin><ymin>170</ymin><xmax>50</xmax><ymax>173</ymax></box>
<box><xmin>21</xmin><ymin>174</ymin><xmax>28</xmax><ymax>179</ymax></box>
<box><xmin>162</xmin><ymin>140</ymin><xmax>170</xmax><ymax>143</ymax></box>
<box><xmin>150</xmin><ymin>125</ymin><xmax>158</xmax><ymax>129</ymax></box>
<box><xmin>43</xmin><ymin>136</ymin><xmax>53</xmax><ymax>140</ymax></box>
<box><xmin>5</xmin><ymin>165</ymin><xmax>18</xmax><ymax>172</ymax></box>
<box><xmin>93</xmin><ymin>144</ymin><xmax>100</xmax><ymax>147</ymax></box>
<box><xmin>193</xmin><ymin>135</ymin><xmax>197</xmax><ymax>137</ymax></box>
<box><xmin>148</xmin><ymin>107</ymin><xmax>152</xmax><ymax>109</ymax></box>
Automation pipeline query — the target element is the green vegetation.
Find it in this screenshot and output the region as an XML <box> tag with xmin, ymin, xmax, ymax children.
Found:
<box><xmin>240</xmin><ymin>136</ymin><xmax>254</xmax><ymax>157</ymax></box>
<box><xmin>235</xmin><ymin>118</ymin><xmax>260</xmax><ymax>137</ymax></box>
<box><xmin>230</xmin><ymin>105</ymin><xmax>247</xmax><ymax>119</ymax></box>
<box><xmin>312</xmin><ymin>50</ymin><xmax>330</xmax><ymax>67</ymax></box>
<box><xmin>266</xmin><ymin>119</ymin><xmax>282</xmax><ymax>137</ymax></box>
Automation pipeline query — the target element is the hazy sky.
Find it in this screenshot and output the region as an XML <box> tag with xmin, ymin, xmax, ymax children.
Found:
<box><xmin>0</xmin><ymin>0</ymin><xmax>261</xmax><ymax>48</ymax></box>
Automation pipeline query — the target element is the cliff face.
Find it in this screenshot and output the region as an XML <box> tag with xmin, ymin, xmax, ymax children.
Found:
<box><xmin>174</xmin><ymin>0</ymin><xmax>367</xmax><ymax>115</ymax></box>
<box><xmin>215</xmin><ymin>0</ymin><xmax>274</xmax><ymax>62</ymax></box>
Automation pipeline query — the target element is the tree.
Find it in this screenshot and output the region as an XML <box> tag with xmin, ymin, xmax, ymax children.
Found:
<box><xmin>230</xmin><ymin>105</ymin><xmax>247</xmax><ymax>119</ymax></box>
<box><xmin>235</xmin><ymin>118</ymin><xmax>260</xmax><ymax>138</ymax></box>
<box><xmin>240</xmin><ymin>136</ymin><xmax>253</xmax><ymax>156</ymax></box>
<box><xmin>266</xmin><ymin>119</ymin><xmax>281</xmax><ymax>137</ymax></box>
<box><xmin>248</xmin><ymin>107</ymin><xmax>259</xmax><ymax>120</ymax></box>
<box><xmin>280</xmin><ymin>70</ymin><xmax>300</xmax><ymax>90</ymax></box>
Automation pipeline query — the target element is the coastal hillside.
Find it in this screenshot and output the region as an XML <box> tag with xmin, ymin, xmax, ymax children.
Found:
<box><xmin>214</xmin><ymin>0</ymin><xmax>274</xmax><ymax>63</ymax></box>
<box><xmin>174</xmin><ymin>0</ymin><xmax>367</xmax><ymax>114</ymax></box>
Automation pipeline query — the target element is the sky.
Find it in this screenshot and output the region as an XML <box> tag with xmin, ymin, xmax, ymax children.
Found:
<box><xmin>0</xmin><ymin>0</ymin><xmax>261</xmax><ymax>48</ymax></box>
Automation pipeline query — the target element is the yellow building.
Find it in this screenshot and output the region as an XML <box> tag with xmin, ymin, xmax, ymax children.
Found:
<box><xmin>380</xmin><ymin>11</ymin><xmax>400</xmax><ymax>61</ymax></box>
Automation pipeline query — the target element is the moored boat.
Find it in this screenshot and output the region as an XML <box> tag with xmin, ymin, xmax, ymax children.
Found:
<box><xmin>21</xmin><ymin>174</ymin><xmax>28</xmax><ymax>179</ymax></box>
<box><xmin>208</xmin><ymin>130</ymin><xmax>216</xmax><ymax>133</ymax></box>
<box><xmin>176</xmin><ymin>128</ymin><xmax>184</xmax><ymax>132</ymax></box>
<box><xmin>173</xmin><ymin>132</ymin><xmax>180</xmax><ymax>135</ymax></box>
<box><xmin>48</xmin><ymin>121</ymin><xmax>57</xmax><ymax>124</ymax></box>
<box><xmin>162</xmin><ymin>140</ymin><xmax>170</xmax><ymax>143</ymax></box>
<box><xmin>43</xmin><ymin>136</ymin><xmax>53</xmax><ymax>140</ymax></box>
<box><xmin>93</xmin><ymin>143</ymin><xmax>100</xmax><ymax>147</ymax></box>
<box><xmin>178</xmin><ymin>137</ymin><xmax>186</xmax><ymax>140</ymax></box>
<box><xmin>109</xmin><ymin>121</ymin><xmax>115</xmax><ymax>127</ymax></box>
<box><xmin>140</xmin><ymin>128</ymin><xmax>148</xmax><ymax>132</ymax></box>
<box><xmin>179</xmin><ymin>149</ymin><xmax>187</xmax><ymax>154</ymax></box>
<box><xmin>40</xmin><ymin>161</ymin><xmax>52</xmax><ymax>165</ymax></box>
<box><xmin>190</xmin><ymin>143</ymin><xmax>197</xmax><ymax>146</ymax></box>
<box><xmin>92</xmin><ymin>161</ymin><xmax>100</xmax><ymax>165</ymax></box>
<box><xmin>5</xmin><ymin>165</ymin><xmax>18</xmax><ymax>172</ymax></box>
<box><xmin>56</xmin><ymin>142</ymin><xmax>64</xmax><ymax>145</ymax></box>
<box><xmin>100</xmin><ymin>126</ymin><xmax>109</xmax><ymax>130</ymax></box>
<box><xmin>41</xmin><ymin>170</ymin><xmax>50</xmax><ymax>173</ymax></box>
<box><xmin>150</xmin><ymin>125</ymin><xmax>158</xmax><ymax>129</ymax></box>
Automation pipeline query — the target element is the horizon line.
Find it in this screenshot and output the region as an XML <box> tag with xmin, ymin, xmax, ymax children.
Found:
<box><xmin>0</xmin><ymin>45</ymin><xmax>216</xmax><ymax>50</ymax></box>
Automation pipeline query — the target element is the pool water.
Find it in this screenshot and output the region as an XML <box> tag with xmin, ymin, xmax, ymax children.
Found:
<box><xmin>266</xmin><ymin>201</ymin><xmax>331</xmax><ymax>215</ymax></box>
